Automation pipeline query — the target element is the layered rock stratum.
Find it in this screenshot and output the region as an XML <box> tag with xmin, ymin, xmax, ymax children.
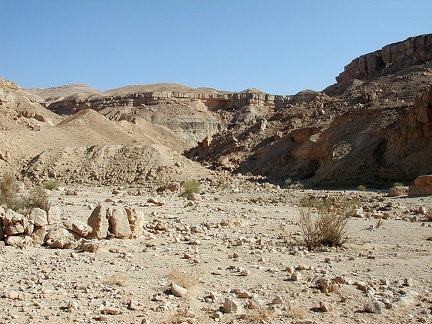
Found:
<box><xmin>1</xmin><ymin>33</ymin><xmax>432</xmax><ymax>187</ymax></box>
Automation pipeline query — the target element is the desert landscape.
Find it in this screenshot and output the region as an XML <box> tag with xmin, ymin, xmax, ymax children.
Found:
<box><xmin>0</xmin><ymin>34</ymin><xmax>432</xmax><ymax>323</ymax></box>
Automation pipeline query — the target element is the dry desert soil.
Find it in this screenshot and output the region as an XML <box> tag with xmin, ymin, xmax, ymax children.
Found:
<box><xmin>0</xmin><ymin>180</ymin><xmax>431</xmax><ymax>324</ymax></box>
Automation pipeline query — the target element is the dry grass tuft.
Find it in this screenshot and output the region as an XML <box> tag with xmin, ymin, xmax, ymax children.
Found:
<box><xmin>168</xmin><ymin>269</ymin><xmax>199</xmax><ymax>289</ymax></box>
<box><xmin>241</xmin><ymin>303</ymin><xmax>274</xmax><ymax>323</ymax></box>
<box><xmin>299</xmin><ymin>196</ymin><xmax>355</xmax><ymax>250</ymax></box>
<box><xmin>106</xmin><ymin>272</ymin><xmax>129</xmax><ymax>286</ymax></box>
<box><xmin>286</xmin><ymin>306</ymin><xmax>307</xmax><ymax>319</ymax></box>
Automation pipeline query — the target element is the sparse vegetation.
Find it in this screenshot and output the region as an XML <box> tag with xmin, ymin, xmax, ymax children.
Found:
<box><xmin>283</xmin><ymin>178</ymin><xmax>292</xmax><ymax>187</ymax></box>
<box><xmin>357</xmin><ymin>184</ymin><xmax>366</xmax><ymax>191</ymax></box>
<box><xmin>0</xmin><ymin>172</ymin><xmax>50</xmax><ymax>212</ymax></box>
<box><xmin>299</xmin><ymin>196</ymin><xmax>354</xmax><ymax>250</ymax></box>
<box><xmin>0</xmin><ymin>172</ymin><xmax>19</xmax><ymax>207</ymax></box>
<box><xmin>28</xmin><ymin>186</ymin><xmax>50</xmax><ymax>212</ymax></box>
<box><xmin>43</xmin><ymin>179</ymin><xmax>60</xmax><ymax>190</ymax></box>
<box><xmin>286</xmin><ymin>306</ymin><xmax>307</xmax><ymax>319</ymax></box>
<box><xmin>180</xmin><ymin>180</ymin><xmax>201</xmax><ymax>197</ymax></box>
<box><xmin>168</xmin><ymin>269</ymin><xmax>199</xmax><ymax>289</ymax></box>
<box><xmin>241</xmin><ymin>303</ymin><xmax>274</xmax><ymax>322</ymax></box>
<box><xmin>106</xmin><ymin>272</ymin><xmax>129</xmax><ymax>286</ymax></box>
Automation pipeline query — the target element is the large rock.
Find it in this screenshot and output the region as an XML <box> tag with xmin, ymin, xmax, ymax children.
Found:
<box><xmin>28</xmin><ymin>208</ymin><xmax>48</xmax><ymax>227</ymax></box>
<box><xmin>87</xmin><ymin>205</ymin><xmax>109</xmax><ymax>239</ymax></box>
<box><xmin>31</xmin><ymin>226</ymin><xmax>46</xmax><ymax>246</ymax></box>
<box><xmin>409</xmin><ymin>175</ymin><xmax>432</xmax><ymax>196</ymax></box>
<box><xmin>108</xmin><ymin>208</ymin><xmax>131</xmax><ymax>239</ymax></box>
<box><xmin>125</xmin><ymin>208</ymin><xmax>145</xmax><ymax>238</ymax></box>
<box><xmin>3</xmin><ymin>210</ymin><xmax>27</xmax><ymax>236</ymax></box>
<box><xmin>45</xmin><ymin>228</ymin><xmax>78</xmax><ymax>249</ymax></box>
<box><xmin>5</xmin><ymin>234</ymin><xmax>32</xmax><ymax>247</ymax></box>
<box><xmin>47</xmin><ymin>206</ymin><xmax>61</xmax><ymax>225</ymax></box>
<box><xmin>70</xmin><ymin>221</ymin><xmax>93</xmax><ymax>238</ymax></box>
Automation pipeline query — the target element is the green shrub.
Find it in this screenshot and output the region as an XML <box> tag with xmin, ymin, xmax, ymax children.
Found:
<box><xmin>393</xmin><ymin>182</ymin><xmax>404</xmax><ymax>187</ymax></box>
<box><xmin>357</xmin><ymin>185</ymin><xmax>366</xmax><ymax>191</ymax></box>
<box><xmin>43</xmin><ymin>179</ymin><xmax>60</xmax><ymax>190</ymax></box>
<box><xmin>180</xmin><ymin>180</ymin><xmax>201</xmax><ymax>197</ymax></box>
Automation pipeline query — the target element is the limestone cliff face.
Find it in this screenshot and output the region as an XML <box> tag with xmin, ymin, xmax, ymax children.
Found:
<box><xmin>45</xmin><ymin>87</ymin><xmax>319</xmax><ymax>144</ymax></box>
<box><xmin>336</xmin><ymin>34</ymin><xmax>432</xmax><ymax>86</ymax></box>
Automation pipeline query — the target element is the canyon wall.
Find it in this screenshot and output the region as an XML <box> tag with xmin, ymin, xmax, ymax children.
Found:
<box><xmin>336</xmin><ymin>34</ymin><xmax>432</xmax><ymax>86</ymax></box>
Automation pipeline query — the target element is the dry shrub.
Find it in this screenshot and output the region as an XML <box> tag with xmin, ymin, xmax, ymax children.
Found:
<box><xmin>0</xmin><ymin>173</ymin><xmax>51</xmax><ymax>212</ymax></box>
<box><xmin>168</xmin><ymin>269</ymin><xmax>199</xmax><ymax>289</ymax></box>
<box><xmin>299</xmin><ymin>196</ymin><xmax>353</xmax><ymax>250</ymax></box>
<box><xmin>286</xmin><ymin>306</ymin><xmax>306</xmax><ymax>319</ymax></box>
<box><xmin>241</xmin><ymin>303</ymin><xmax>274</xmax><ymax>323</ymax></box>
<box><xmin>106</xmin><ymin>272</ymin><xmax>129</xmax><ymax>286</ymax></box>
<box><xmin>43</xmin><ymin>179</ymin><xmax>60</xmax><ymax>190</ymax></box>
<box><xmin>0</xmin><ymin>172</ymin><xmax>18</xmax><ymax>206</ymax></box>
<box><xmin>28</xmin><ymin>186</ymin><xmax>50</xmax><ymax>212</ymax></box>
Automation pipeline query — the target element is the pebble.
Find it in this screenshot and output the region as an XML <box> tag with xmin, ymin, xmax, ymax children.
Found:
<box><xmin>291</xmin><ymin>271</ymin><xmax>302</xmax><ymax>281</ymax></box>
<box><xmin>222</xmin><ymin>298</ymin><xmax>239</xmax><ymax>313</ymax></box>
<box><xmin>319</xmin><ymin>301</ymin><xmax>333</xmax><ymax>312</ymax></box>
<box><xmin>364</xmin><ymin>300</ymin><xmax>382</xmax><ymax>314</ymax></box>
<box><xmin>171</xmin><ymin>282</ymin><xmax>188</xmax><ymax>297</ymax></box>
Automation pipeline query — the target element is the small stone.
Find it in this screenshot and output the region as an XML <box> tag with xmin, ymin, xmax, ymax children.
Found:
<box><xmin>223</xmin><ymin>298</ymin><xmax>239</xmax><ymax>314</ymax></box>
<box><xmin>4</xmin><ymin>290</ymin><xmax>19</xmax><ymax>300</ymax></box>
<box><xmin>101</xmin><ymin>307</ymin><xmax>123</xmax><ymax>315</ymax></box>
<box><xmin>239</xmin><ymin>269</ymin><xmax>250</xmax><ymax>276</ymax></box>
<box><xmin>78</xmin><ymin>239</ymin><xmax>100</xmax><ymax>252</ymax></box>
<box><xmin>291</xmin><ymin>271</ymin><xmax>302</xmax><ymax>281</ymax></box>
<box><xmin>404</xmin><ymin>278</ymin><xmax>415</xmax><ymax>287</ymax></box>
<box><xmin>128</xmin><ymin>299</ymin><xmax>139</xmax><ymax>311</ymax></box>
<box><xmin>364</xmin><ymin>300</ymin><xmax>382</xmax><ymax>314</ymax></box>
<box><xmin>271</xmin><ymin>296</ymin><xmax>284</xmax><ymax>305</ymax></box>
<box><xmin>316</xmin><ymin>278</ymin><xmax>339</xmax><ymax>293</ymax></box>
<box><xmin>67</xmin><ymin>300</ymin><xmax>79</xmax><ymax>310</ymax></box>
<box><xmin>319</xmin><ymin>301</ymin><xmax>333</xmax><ymax>312</ymax></box>
<box><xmin>296</xmin><ymin>264</ymin><xmax>308</xmax><ymax>270</ymax></box>
<box><xmin>171</xmin><ymin>283</ymin><xmax>188</xmax><ymax>297</ymax></box>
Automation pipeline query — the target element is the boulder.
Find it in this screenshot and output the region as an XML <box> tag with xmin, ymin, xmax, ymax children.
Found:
<box><xmin>71</xmin><ymin>221</ymin><xmax>93</xmax><ymax>237</ymax></box>
<box><xmin>108</xmin><ymin>208</ymin><xmax>131</xmax><ymax>239</ymax></box>
<box><xmin>28</xmin><ymin>208</ymin><xmax>48</xmax><ymax>227</ymax></box>
<box><xmin>125</xmin><ymin>208</ymin><xmax>145</xmax><ymax>238</ymax></box>
<box><xmin>87</xmin><ymin>205</ymin><xmax>109</xmax><ymax>239</ymax></box>
<box><xmin>409</xmin><ymin>175</ymin><xmax>432</xmax><ymax>196</ymax></box>
<box><xmin>45</xmin><ymin>228</ymin><xmax>78</xmax><ymax>249</ymax></box>
<box><xmin>31</xmin><ymin>226</ymin><xmax>46</xmax><ymax>246</ymax></box>
<box><xmin>5</xmin><ymin>234</ymin><xmax>32</xmax><ymax>247</ymax></box>
<box><xmin>47</xmin><ymin>206</ymin><xmax>61</xmax><ymax>225</ymax></box>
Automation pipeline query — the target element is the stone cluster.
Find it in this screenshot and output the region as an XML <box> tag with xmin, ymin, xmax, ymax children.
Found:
<box><xmin>0</xmin><ymin>204</ymin><xmax>145</xmax><ymax>249</ymax></box>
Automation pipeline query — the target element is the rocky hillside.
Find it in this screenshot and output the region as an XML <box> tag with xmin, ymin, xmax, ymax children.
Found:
<box><xmin>1</xmin><ymin>33</ymin><xmax>432</xmax><ymax>187</ymax></box>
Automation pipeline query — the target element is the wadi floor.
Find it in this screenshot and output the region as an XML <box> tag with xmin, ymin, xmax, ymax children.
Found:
<box><xmin>1</xmin><ymin>180</ymin><xmax>431</xmax><ymax>324</ymax></box>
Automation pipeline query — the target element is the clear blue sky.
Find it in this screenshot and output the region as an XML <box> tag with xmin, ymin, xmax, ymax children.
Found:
<box><xmin>1</xmin><ymin>0</ymin><xmax>431</xmax><ymax>95</ymax></box>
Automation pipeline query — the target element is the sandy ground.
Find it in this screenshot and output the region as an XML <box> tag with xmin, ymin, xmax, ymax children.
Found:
<box><xmin>1</xmin><ymin>181</ymin><xmax>431</xmax><ymax>324</ymax></box>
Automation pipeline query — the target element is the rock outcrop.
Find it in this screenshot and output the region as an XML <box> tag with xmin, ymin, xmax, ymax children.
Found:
<box><xmin>336</xmin><ymin>34</ymin><xmax>432</xmax><ymax>86</ymax></box>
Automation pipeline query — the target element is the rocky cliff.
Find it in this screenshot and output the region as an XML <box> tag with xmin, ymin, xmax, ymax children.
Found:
<box><xmin>2</xmin><ymin>33</ymin><xmax>432</xmax><ymax>187</ymax></box>
<box><xmin>336</xmin><ymin>34</ymin><xmax>432</xmax><ymax>86</ymax></box>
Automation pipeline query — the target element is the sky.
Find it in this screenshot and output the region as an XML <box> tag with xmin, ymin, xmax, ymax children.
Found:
<box><xmin>1</xmin><ymin>0</ymin><xmax>431</xmax><ymax>95</ymax></box>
